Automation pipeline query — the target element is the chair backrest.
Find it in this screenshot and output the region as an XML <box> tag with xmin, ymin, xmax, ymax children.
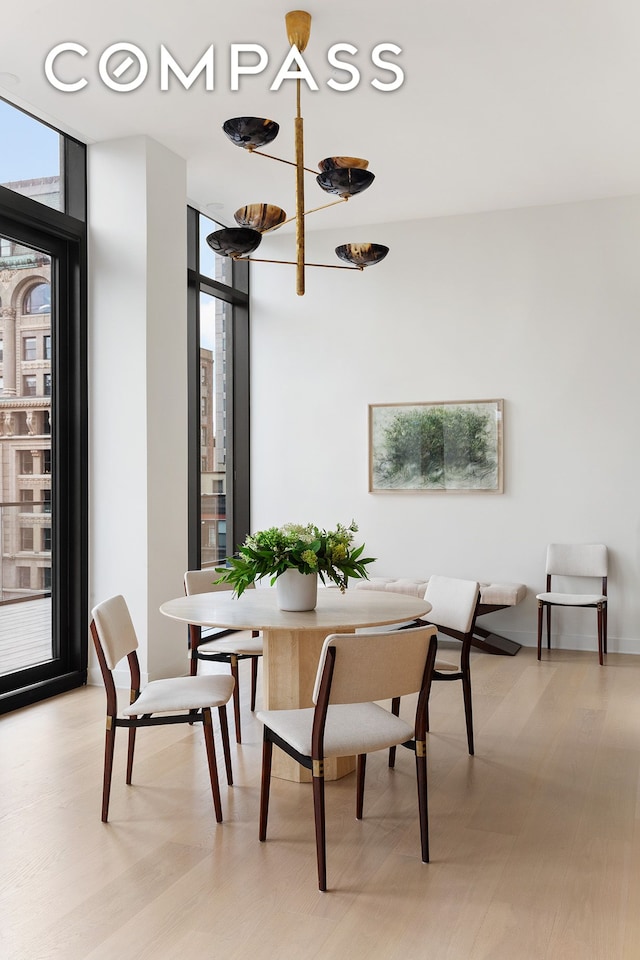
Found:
<box><xmin>185</xmin><ymin>569</ymin><xmax>255</xmax><ymax>596</ymax></box>
<box><xmin>311</xmin><ymin>625</ymin><xmax>438</xmax><ymax>706</ymax></box>
<box><xmin>91</xmin><ymin>594</ymin><xmax>138</xmax><ymax>671</ymax></box>
<box><xmin>545</xmin><ymin>543</ymin><xmax>608</xmax><ymax>578</ymax></box>
<box><xmin>423</xmin><ymin>576</ymin><xmax>480</xmax><ymax>634</ymax></box>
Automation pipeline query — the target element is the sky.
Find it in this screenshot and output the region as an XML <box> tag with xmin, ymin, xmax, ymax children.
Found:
<box><xmin>0</xmin><ymin>97</ymin><xmax>60</xmax><ymax>183</ymax></box>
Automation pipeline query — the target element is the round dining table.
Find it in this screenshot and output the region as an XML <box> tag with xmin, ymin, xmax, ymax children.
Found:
<box><xmin>160</xmin><ymin>586</ymin><xmax>431</xmax><ymax>782</ymax></box>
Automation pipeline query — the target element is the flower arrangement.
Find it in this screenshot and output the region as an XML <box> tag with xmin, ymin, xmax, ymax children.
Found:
<box><xmin>214</xmin><ymin>520</ymin><xmax>375</xmax><ymax>597</ymax></box>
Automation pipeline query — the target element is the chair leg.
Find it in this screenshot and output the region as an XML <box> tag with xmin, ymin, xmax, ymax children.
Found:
<box><xmin>259</xmin><ymin>735</ymin><xmax>273</xmax><ymax>841</ymax></box>
<box><xmin>546</xmin><ymin>604</ymin><xmax>551</xmax><ymax>649</ymax></box>
<box><xmin>388</xmin><ymin>696</ymin><xmax>400</xmax><ymax>768</ymax></box>
<box><xmin>202</xmin><ymin>707</ymin><xmax>223</xmax><ymax>823</ymax></box>
<box><xmin>603</xmin><ymin>603</ymin><xmax>608</xmax><ymax>655</ymax></box>
<box><xmin>101</xmin><ymin>721</ymin><xmax>117</xmax><ymax>823</ymax></box>
<box><xmin>312</xmin><ymin>770</ymin><xmax>327</xmax><ymax>892</ymax></box>
<box><xmin>217</xmin><ymin>704</ymin><xmax>233</xmax><ymax>785</ymax></box>
<box><xmin>462</xmin><ymin>670</ymin><xmax>474</xmax><ymax>756</ymax></box>
<box><xmin>415</xmin><ymin>750</ymin><xmax>430</xmax><ymax>863</ymax></box>
<box><xmin>125</xmin><ymin>725</ymin><xmax>136</xmax><ymax>784</ymax></box>
<box><xmin>597</xmin><ymin>603</ymin><xmax>604</xmax><ymax>666</ymax></box>
<box><xmin>356</xmin><ymin>754</ymin><xmax>366</xmax><ymax>819</ymax></box>
<box><xmin>537</xmin><ymin>601</ymin><xmax>543</xmax><ymax>660</ymax></box>
<box><xmin>229</xmin><ymin>656</ymin><xmax>242</xmax><ymax>744</ymax></box>
<box><xmin>250</xmin><ymin>656</ymin><xmax>259</xmax><ymax>712</ymax></box>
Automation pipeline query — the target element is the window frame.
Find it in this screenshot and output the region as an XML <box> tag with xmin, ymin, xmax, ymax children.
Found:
<box><xmin>0</xmin><ymin>126</ymin><xmax>87</xmax><ymax>714</ymax></box>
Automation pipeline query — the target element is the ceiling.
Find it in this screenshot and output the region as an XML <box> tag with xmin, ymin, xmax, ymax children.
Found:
<box><xmin>1</xmin><ymin>0</ymin><xmax>639</xmax><ymax>234</ymax></box>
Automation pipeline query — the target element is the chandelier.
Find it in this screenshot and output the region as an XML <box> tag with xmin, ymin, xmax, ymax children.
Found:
<box><xmin>207</xmin><ymin>9</ymin><xmax>389</xmax><ymax>296</ymax></box>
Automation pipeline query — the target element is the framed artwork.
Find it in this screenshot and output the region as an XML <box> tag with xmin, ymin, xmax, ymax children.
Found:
<box><xmin>369</xmin><ymin>399</ymin><xmax>504</xmax><ymax>493</ymax></box>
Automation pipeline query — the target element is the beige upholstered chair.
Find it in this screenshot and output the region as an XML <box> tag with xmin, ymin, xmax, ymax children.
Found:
<box><xmin>90</xmin><ymin>594</ymin><xmax>235</xmax><ymax>823</ymax></box>
<box><xmin>536</xmin><ymin>543</ymin><xmax>608</xmax><ymax>664</ymax></box>
<box><xmin>390</xmin><ymin>575</ymin><xmax>480</xmax><ymax>761</ymax></box>
<box><xmin>257</xmin><ymin>624</ymin><xmax>438</xmax><ymax>892</ymax></box>
<box><xmin>184</xmin><ymin>570</ymin><xmax>263</xmax><ymax>743</ymax></box>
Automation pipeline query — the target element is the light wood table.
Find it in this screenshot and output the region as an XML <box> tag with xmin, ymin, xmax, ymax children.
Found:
<box><xmin>160</xmin><ymin>587</ymin><xmax>431</xmax><ymax>782</ymax></box>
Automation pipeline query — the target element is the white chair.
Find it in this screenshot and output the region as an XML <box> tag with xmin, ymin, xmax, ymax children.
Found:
<box><xmin>90</xmin><ymin>594</ymin><xmax>235</xmax><ymax>823</ymax></box>
<box><xmin>184</xmin><ymin>570</ymin><xmax>263</xmax><ymax>743</ymax></box>
<box><xmin>389</xmin><ymin>575</ymin><xmax>480</xmax><ymax>760</ymax></box>
<box><xmin>257</xmin><ymin>624</ymin><xmax>438</xmax><ymax>892</ymax></box>
<box><xmin>536</xmin><ymin>543</ymin><xmax>608</xmax><ymax>664</ymax></box>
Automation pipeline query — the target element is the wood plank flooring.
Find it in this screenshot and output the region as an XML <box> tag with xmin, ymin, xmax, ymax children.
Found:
<box><xmin>1</xmin><ymin>644</ymin><xmax>639</xmax><ymax>960</ymax></box>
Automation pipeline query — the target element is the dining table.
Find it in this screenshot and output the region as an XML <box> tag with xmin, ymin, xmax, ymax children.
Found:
<box><xmin>160</xmin><ymin>586</ymin><xmax>432</xmax><ymax>782</ymax></box>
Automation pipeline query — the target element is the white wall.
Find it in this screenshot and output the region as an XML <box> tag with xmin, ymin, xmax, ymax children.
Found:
<box><xmin>88</xmin><ymin>136</ymin><xmax>189</xmax><ymax>684</ymax></box>
<box><xmin>250</xmin><ymin>195</ymin><xmax>640</xmax><ymax>652</ymax></box>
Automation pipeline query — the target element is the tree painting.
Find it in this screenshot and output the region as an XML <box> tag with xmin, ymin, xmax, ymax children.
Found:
<box><xmin>370</xmin><ymin>400</ymin><xmax>503</xmax><ymax>492</ymax></box>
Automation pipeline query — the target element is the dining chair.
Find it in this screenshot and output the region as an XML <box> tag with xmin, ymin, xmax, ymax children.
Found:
<box><xmin>389</xmin><ymin>575</ymin><xmax>480</xmax><ymax>762</ymax></box>
<box><xmin>257</xmin><ymin>624</ymin><xmax>438</xmax><ymax>892</ymax></box>
<box><xmin>90</xmin><ymin>594</ymin><xmax>235</xmax><ymax>823</ymax></box>
<box><xmin>184</xmin><ymin>570</ymin><xmax>263</xmax><ymax>743</ymax></box>
<box><xmin>536</xmin><ymin>543</ymin><xmax>608</xmax><ymax>664</ymax></box>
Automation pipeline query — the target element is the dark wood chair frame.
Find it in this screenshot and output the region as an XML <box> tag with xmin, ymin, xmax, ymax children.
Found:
<box><xmin>390</xmin><ymin>597</ymin><xmax>480</xmax><ymax>762</ymax></box>
<box><xmin>537</xmin><ymin>575</ymin><xmax>608</xmax><ymax>665</ymax></box>
<box><xmin>188</xmin><ymin>622</ymin><xmax>260</xmax><ymax>744</ymax></box>
<box><xmin>91</xmin><ymin>620</ymin><xmax>233</xmax><ymax>824</ymax></box>
<box><xmin>258</xmin><ymin>633</ymin><xmax>438</xmax><ymax>892</ymax></box>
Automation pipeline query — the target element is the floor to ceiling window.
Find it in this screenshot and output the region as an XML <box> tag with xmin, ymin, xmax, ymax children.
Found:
<box><xmin>0</xmin><ymin>97</ymin><xmax>87</xmax><ymax>713</ymax></box>
<box><xmin>187</xmin><ymin>208</ymin><xmax>250</xmax><ymax>571</ymax></box>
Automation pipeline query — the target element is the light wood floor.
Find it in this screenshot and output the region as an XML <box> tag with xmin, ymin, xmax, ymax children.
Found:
<box><xmin>2</xmin><ymin>644</ymin><xmax>640</xmax><ymax>960</ymax></box>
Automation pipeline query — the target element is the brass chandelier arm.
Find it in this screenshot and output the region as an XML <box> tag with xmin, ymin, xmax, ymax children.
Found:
<box><xmin>250</xmin><ymin>149</ymin><xmax>319</xmax><ymax>177</ymax></box>
<box><xmin>235</xmin><ymin>256</ymin><xmax>363</xmax><ymax>272</ymax></box>
<box><xmin>262</xmin><ymin>197</ymin><xmax>348</xmax><ymax>234</ymax></box>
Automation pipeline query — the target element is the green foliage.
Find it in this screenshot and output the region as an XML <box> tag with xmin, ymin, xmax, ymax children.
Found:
<box><xmin>376</xmin><ymin>406</ymin><xmax>496</xmax><ymax>488</ymax></box>
<box><xmin>214</xmin><ymin>520</ymin><xmax>376</xmax><ymax>597</ymax></box>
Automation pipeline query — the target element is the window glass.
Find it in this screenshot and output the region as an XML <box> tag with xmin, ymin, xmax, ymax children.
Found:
<box><xmin>0</xmin><ymin>98</ymin><xmax>62</xmax><ymax>211</ymax></box>
<box><xmin>199</xmin><ymin>291</ymin><xmax>229</xmax><ymax>567</ymax></box>
<box><xmin>24</xmin><ymin>283</ymin><xmax>50</xmax><ymax>315</ymax></box>
<box><xmin>20</xmin><ymin>527</ymin><xmax>34</xmax><ymax>551</ymax></box>
<box><xmin>23</xmin><ymin>336</ymin><xmax>36</xmax><ymax>359</ymax></box>
<box><xmin>199</xmin><ymin>214</ymin><xmax>234</xmax><ymax>286</ymax></box>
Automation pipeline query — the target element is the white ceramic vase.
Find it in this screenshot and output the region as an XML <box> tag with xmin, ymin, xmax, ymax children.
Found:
<box><xmin>276</xmin><ymin>568</ymin><xmax>318</xmax><ymax>611</ymax></box>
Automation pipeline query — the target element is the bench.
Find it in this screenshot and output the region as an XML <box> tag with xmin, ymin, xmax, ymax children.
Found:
<box><xmin>353</xmin><ymin>577</ymin><xmax>527</xmax><ymax>655</ymax></box>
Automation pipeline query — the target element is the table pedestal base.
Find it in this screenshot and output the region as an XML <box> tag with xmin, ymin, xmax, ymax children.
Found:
<box><xmin>263</xmin><ymin>625</ymin><xmax>357</xmax><ymax>782</ymax></box>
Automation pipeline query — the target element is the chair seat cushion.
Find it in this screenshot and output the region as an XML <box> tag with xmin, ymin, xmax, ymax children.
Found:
<box><xmin>434</xmin><ymin>659</ymin><xmax>459</xmax><ymax>672</ymax></box>
<box><xmin>198</xmin><ymin>635</ymin><xmax>264</xmax><ymax>657</ymax></box>
<box><xmin>536</xmin><ymin>592</ymin><xmax>607</xmax><ymax>606</ymax></box>
<box><xmin>122</xmin><ymin>674</ymin><xmax>235</xmax><ymax>716</ymax></box>
<box><xmin>256</xmin><ymin>702</ymin><xmax>415</xmax><ymax>758</ymax></box>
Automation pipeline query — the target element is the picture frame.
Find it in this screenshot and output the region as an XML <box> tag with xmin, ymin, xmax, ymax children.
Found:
<box><xmin>369</xmin><ymin>399</ymin><xmax>504</xmax><ymax>493</ymax></box>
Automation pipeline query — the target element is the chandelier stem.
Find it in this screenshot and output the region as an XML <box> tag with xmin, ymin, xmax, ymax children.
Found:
<box><xmin>295</xmin><ymin>77</ymin><xmax>305</xmax><ymax>295</ymax></box>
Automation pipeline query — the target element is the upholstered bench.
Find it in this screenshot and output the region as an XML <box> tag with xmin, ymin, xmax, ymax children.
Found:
<box><xmin>353</xmin><ymin>577</ymin><xmax>527</xmax><ymax>655</ymax></box>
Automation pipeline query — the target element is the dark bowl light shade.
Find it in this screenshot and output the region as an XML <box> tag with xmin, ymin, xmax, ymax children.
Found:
<box><xmin>206</xmin><ymin>227</ymin><xmax>263</xmax><ymax>258</ymax></box>
<box><xmin>222</xmin><ymin>117</ymin><xmax>280</xmax><ymax>150</ymax></box>
<box><xmin>317</xmin><ymin>156</ymin><xmax>369</xmax><ymax>172</ymax></box>
<box><xmin>335</xmin><ymin>243</ymin><xmax>389</xmax><ymax>267</ymax></box>
<box><xmin>234</xmin><ymin>204</ymin><xmax>287</xmax><ymax>232</ymax></box>
<box><xmin>316</xmin><ymin>168</ymin><xmax>375</xmax><ymax>198</ymax></box>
